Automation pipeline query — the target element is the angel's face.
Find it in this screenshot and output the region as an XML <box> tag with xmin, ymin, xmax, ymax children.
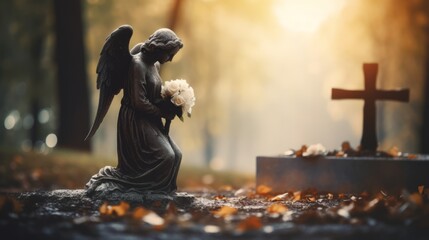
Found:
<box><xmin>157</xmin><ymin>47</ymin><xmax>181</xmax><ymax>64</ymax></box>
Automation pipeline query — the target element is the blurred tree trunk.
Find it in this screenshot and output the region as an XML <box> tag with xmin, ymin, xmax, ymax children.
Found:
<box><xmin>421</xmin><ymin>3</ymin><xmax>429</xmax><ymax>154</ymax></box>
<box><xmin>53</xmin><ymin>0</ymin><xmax>90</xmax><ymax>151</ymax></box>
<box><xmin>169</xmin><ymin>0</ymin><xmax>183</xmax><ymax>30</ymax></box>
<box><xmin>423</xmin><ymin>70</ymin><xmax>429</xmax><ymax>153</ymax></box>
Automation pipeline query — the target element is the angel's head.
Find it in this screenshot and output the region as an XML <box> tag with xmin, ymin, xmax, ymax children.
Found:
<box><xmin>142</xmin><ymin>28</ymin><xmax>183</xmax><ymax>64</ymax></box>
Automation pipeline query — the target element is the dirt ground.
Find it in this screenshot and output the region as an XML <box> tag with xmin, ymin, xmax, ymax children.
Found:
<box><xmin>1</xmin><ymin>150</ymin><xmax>429</xmax><ymax>239</ymax></box>
<box><xmin>1</xmin><ymin>187</ymin><xmax>429</xmax><ymax>240</ymax></box>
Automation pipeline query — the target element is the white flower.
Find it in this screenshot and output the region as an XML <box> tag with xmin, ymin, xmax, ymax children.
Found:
<box><xmin>303</xmin><ymin>143</ymin><xmax>326</xmax><ymax>157</ymax></box>
<box><xmin>164</xmin><ymin>81</ymin><xmax>180</xmax><ymax>97</ymax></box>
<box><xmin>171</xmin><ymin>94</ymin><xmax>186</xmax><ymax>106</ymax></box>
<box><xmin>162</xmin><ymin>79</ymin><xmax>196</xmax><ymax>119</ymax></box>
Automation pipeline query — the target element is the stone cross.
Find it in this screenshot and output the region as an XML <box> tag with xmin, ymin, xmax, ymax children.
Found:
<box><xmin>331</xmin><ymin>63</ymin><xmax>409</xmax><ymax>153</ymax></box>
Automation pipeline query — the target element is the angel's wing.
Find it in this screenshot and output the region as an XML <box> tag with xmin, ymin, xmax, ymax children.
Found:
<box><xmin>85</xmin><ymin>25</ymin><xmax>133</xmax><ymax>141</ymax></box>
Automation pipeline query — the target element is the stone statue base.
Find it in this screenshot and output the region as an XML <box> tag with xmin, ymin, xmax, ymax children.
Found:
<box><xmin>85</xmin><ymin>165</ymin><xmax>180</xmax><ymax>197</ymax></box>
<box><xmin>257</xmin><ymin>155</ymin><xmax>429</xmax><ymax>194</ymax></box>
<box><xmin>15</xmin><ymin>189</ymin><xmax>195</xmax><ymax>212</ymax></box>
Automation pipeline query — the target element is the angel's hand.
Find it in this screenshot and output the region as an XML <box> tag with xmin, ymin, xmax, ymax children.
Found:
<box><xmin>158</xmin><ymin>100</ymin><xmax>175</xmax><ymax>120</ymax></box>
<box><xmin>161</xmin><ymin>110</ymin><xmax>176</xmax><ymax>120</ymax></box>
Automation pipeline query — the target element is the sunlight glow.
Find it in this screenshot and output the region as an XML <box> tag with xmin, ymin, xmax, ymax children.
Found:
<box><xmin>274</xmin><ymin>0</ymin><xmax>346</xmax><ymax>33</ymax></box>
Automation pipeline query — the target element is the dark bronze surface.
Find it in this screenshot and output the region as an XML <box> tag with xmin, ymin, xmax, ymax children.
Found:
<box><xmin>85</xmin><ymin>25</ymin><xmax>184</xmax><ymax>196</ymax></box>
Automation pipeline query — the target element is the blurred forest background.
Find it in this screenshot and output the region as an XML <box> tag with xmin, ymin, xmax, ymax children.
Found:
<box><xmin>1</xmin><ymin>0</ymin><xmax>429</xmax><ymax>176</ymax></box>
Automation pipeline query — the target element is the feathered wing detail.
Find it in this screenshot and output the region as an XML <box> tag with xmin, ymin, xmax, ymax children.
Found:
<box><xmin>85</xmin><ymin>25</ymin><xmax>133</xmax><ymax>141</ymax></box>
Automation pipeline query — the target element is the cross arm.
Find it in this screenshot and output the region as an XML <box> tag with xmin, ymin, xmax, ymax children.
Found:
<box><xmin>331</xmin><ymin>88</ymin><xmax>364</xmax><ymax>99</ymax></box>
<box><xmin>376</xmin><ymin>89</ymin><xmax>409</xmax><ymax>102</ymax></box>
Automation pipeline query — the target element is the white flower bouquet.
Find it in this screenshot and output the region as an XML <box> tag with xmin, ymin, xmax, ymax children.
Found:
<box><xmin>161</xmin><ymin>79</ymin><xmax>195</xmax><ymax>121</ymax></box>
<box><xmin>303</xmin><ymin>143</ymin><xmax>327</xmax><ymax>157</ymax></box>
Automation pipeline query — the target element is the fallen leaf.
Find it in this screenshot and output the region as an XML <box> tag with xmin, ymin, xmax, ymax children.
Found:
<box><xmin>234</xmin><ymin>188</ymin><xmax>252</xmax><ymax>197</ymax></box>
<box><xmin>408</xmin><ymin>193</ymin><xmax>423</xmax><ymax>207</ymax></box>
<box><xmin>204</xmin><ymin>225</ymin><xmax>221</xmax><ymax>233</ymax></box>
<box><xmin>362</xmin><ymin>197</ymin><xmax>390</xmax><ymax>220</ymax></box>
<box><xmin>295</xmin><ymin>145</ymin><xmax>308</xmax><ymax>157</ymax></box>
<box><xmin>99</xmin><ymin>201</ymin><xmax>130</xmax><ymax>217</ymax></box>
<box><xmin>360</xmin><ymin>192</ymin><xmax>370</xmax><ymax>199</ymax></box>
<box><xmin>31</xmin><ymin>168</ymin><xmax>43</xmax><ymax>181</ymax></box>
<box><xmin>266</xmin><ymin>203</ymin><xmax>288</xmax><ymax>214</ymax></box>
<box><xmin>387</xmin><ymin>146</ymin><xmax>400</xmax><ymax>157</ymax></box>
<box><xmin>112</xmin><ymin>201</ymin><xmax>130</xmax><ymax>216</ymax></box>
<box><xmin>270</xmin><ymin>192</ymin><xmax>289</xmax><ymax>201</ymax></box>
<box><xmin>337</xmin><ymin>203</ymin><xmax>355</xmax><ymax>218</ymax></box>
<box><xmin>132</xmin><ymin>206</ymin><xmax>149</xmax><ymax>220</ymax></box>
<box><xmin>338</xmin><ymin>193</ymin><xmax>346</xmax><ymax>199</ymax></box>
<box><xmin>164</xmin><ymin>202</ymin><xmax>178</xmax><ymax>223</ymax></box>
<box><xmin>214</xmin><ymin>195</ymin><xmax>227</xmax><ymax>200</ymax></box>
<box><xmin>256</xmin><ymin>185</ymin><xmax>272</xmax><ymax>195</ymax></box>
<box><xmin>418</xmin><ymin>185</ymin><xmax>425</xmax><ymax>195</ymax></box>
<box><xmin>293</xmin><ymin>191</ymin><xmax>301</xmax><ymax>202</ymax></box>
<box><xmin>99</xmin><ymin>202</ymin><xmax>111</xmax><ymax>215</ymax></box>
<box><xmin>212</xmin><ymin>206</ymin><xmax>237</xmax><ymax>218</ymax></box>
<box><xmin>336</xmin><ymin>151</ymin><xmax>346</xmax><ymax>157</ymax></box>
<box><xmin>219</xmin><ymin>185</ymin><xmax>233</xmax><ymax>191</ymax></box>
<box><xmin>236</xmin><ymin>215</ymin><xmax>262</xmax><ymax>232</ymax></box>
<box><xmin>143</xmin><ymin>211</ymin><xmax>165</xmax><ymax>227</ymax></box>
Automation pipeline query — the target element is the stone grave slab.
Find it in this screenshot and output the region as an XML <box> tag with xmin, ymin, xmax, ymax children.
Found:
<box><xmin>256</xmin><ymin>155</ymin><xmax>429</xmax><ymax>194</ymax></box>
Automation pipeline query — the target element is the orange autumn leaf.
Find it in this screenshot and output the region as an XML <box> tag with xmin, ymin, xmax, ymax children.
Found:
<box><xmin>295</xmin><ymin>145</ymin><xmax>308</xmax><ymax>157</ymax></box>
<box><xmin>387</xmin><ymin>146</ymin><xmax>400</xmax><ymax>157</ymax></box>
<box><xmin>164</xmin><ymin>202</ymin><xmax>178</xmax><ymax>223</ymax></box>
<box><xmin>266</xmin><ymin>203</ymin><xmax>288</xmax><ymax>214</ymax></box>
<box><xmin>270</xmin><ymin>192</ymin><xmax>289</xmax><ymax>201</ymax></box>
<box><xmin>408</xmin><ymin>193</ymin><xmax>423</xmax><ymax>206</ymax></box>
<box><xmin>99</xmin><ymin>201</ymin><xmax>130</xmax><ymax>217</ymax></box>
<box><xmin>418</xmin><ymin>185</ymin><xmax>425</xmax><ymax>195</ymax></box>
<box><xmin>219</xmin><ymin>185</ymin><xmax>234</xmax><ymax>191</ymax></box>
<box><xmin>99</xmin><ymin>202</ymin><xmax>112</xmax><ymax>215</ymax></box>
<box><xmin>132</xmin><ymin>206</ymin><xmax>149</xmax><ymax>219</ymax></box>
<box><xmin>31</xmin><ymin>168</ymin><xmax>43</xmax><ymax>181</ymax></box>
<box><xmin>214</xmin><ymin>195</ymin><xmax>227</xmax><ymax>200</ymax></box>
<box><xmin>236</xmin><ymin>215</ymin><xmax>262</xmax><ymax>232</ymax></box>
<box><xmin>212</xmin><ymin>206</ymin><xmax>238</xmax><ymax>218</ymax></box>
<box><xmin>111</xmin><ymin>201</ymin><xmax>130</xmax><ymax>216</ymax></box>
<box><xmin>256</xmin><ymin>185</ymin><xmax>272</xmax><ymax>195</ymax></box>
<box><xmin>293</xmin><ymin>191</ymin><xmax>301</xmax><ymax>202</ymax></box>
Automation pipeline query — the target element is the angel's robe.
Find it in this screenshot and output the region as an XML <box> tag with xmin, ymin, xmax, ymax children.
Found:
<box><xmin>86</xmin><ymin>55</ymin><xmax>182</xmax><ymax>195</ymax></box>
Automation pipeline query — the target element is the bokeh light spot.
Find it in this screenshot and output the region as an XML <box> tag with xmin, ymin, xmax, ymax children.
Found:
<box><xmin>4</xmin><ymin>110</ymin><xmax>20</xmax><ymax>130</ymax></box>
<box><xmin>38</xmin><ymin>109</ymin><xmax>50</xmax><ymax>124</ymax></box>
<box><xmin>45</xmin><ymin>133</ymin><xmax>58</xmax><ymax>148</ymax></box>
